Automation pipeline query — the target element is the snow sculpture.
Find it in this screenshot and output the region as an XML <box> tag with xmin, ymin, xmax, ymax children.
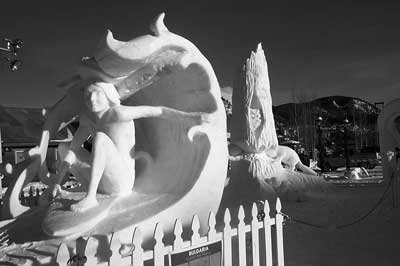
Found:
<box><xmin>0</xmin><ymin>13</ymin><xmax>228</xmax><ymax>259</ymax></box>
<box><xmin>226</xmin><ymin>44</ymin><xmax>325</xmax><ymax>204</ymax></box>
<box><xmin>378</xmin><ymin>98</ymin><xmax>400</xmax><ymax>182</ymax></box>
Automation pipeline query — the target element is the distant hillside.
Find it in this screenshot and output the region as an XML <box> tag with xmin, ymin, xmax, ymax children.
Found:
<box><xmin>272</xmin><ymin>96</ymin><xmax>380</xmax><ymax>127</ymax></box>
<box><xmin>221</xmin><ymin>94</ymin><xmax>381</xmax><ymax>134</ymax></box>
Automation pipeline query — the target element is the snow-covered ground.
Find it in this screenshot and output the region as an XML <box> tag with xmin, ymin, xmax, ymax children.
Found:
<box><xmin>282</xmin><ymin>173</ymin><xmax>399</xmax><ymax>266</ymax></box>
<box><xmin>1</xmin><ymin>166</ymin><xmax>398</xmax><ymax>265</ymax></box>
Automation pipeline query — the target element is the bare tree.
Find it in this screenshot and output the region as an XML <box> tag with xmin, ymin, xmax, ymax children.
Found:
<box><xmin>289</xmin><ymin>88</ymin><xmax>318</xmax><ymax>154</ymax></box>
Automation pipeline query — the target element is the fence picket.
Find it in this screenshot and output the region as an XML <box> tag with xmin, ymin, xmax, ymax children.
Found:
<box><xmin>237</xmin><ymin>205</ymin><xmax>246</xmax><ymax>266</ymax></box>
<box><xmin>207</xmin><ymin>211</ymin><xmax>217</xmax><ymax>241</ymax></box>
<box><xmin>191</xmin><ymin>215</ymin><xmax>201</xmax><ymax>246</ymax></box>
<box><xmin>223</xmin><ymin>208</ymin><xmax>232</xmax><ymax>266</ymax></box>
<box><xmin>154</xmin><ymin>223</ymin><xmax>165</xmax><ymax>266</ymax></box>
<box><xmin>109</xmin><ymin>233</ymin><xmax>130</xmax><ymax>265</ymax></box>
<box><xmin>173</xmin><ymin>219</ymin><xmax>184</xmax><ymax>250</ymax></box>
<box><xmin>275</xmin><ymin>198</ymin><xmax>285</xmax><ymax>266</ymax></box>
<box><xmin>251</xmin><ymin>203</ymin><xmax>260</xmax><ymax>266</ymax></box>
<box><xmin>132</xmin><ymin>227</ymin><xmax>144</xmax><ymax>266</ymax></box>
<box><xmin>55</xmin><ymin>242</ymin><xmax>70</xmax><ymax>265</ymax></box>
<box><xmin>84</xmin><ymin>237</ymin><xmax>98</xmax><ymax>265</ymax></box>
<box><xmin>263</xmin><ymin>200</ymin><xmax>273</xmax><ymax>266</ymax></box>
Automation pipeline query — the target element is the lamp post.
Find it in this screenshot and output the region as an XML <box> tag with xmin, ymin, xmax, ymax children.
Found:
<box><xmin>0</xmin><ymin>38</ymin><xmax>23</xmax><ymax>71</ymax></box>
<box><xmin>315</xmin><ymin>116</ymin><xmax>324</xmax><ymax>172</ymax></box>
<box><xmin>343</xmin><ymin>117</ymin><xmax>350</xmax><ymax>170</ymax></box>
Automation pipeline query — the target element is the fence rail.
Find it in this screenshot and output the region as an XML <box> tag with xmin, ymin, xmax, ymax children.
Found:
<box><xmin>56</xmin><ymin>199</ymin><xmax>285</xmax><ymax>266</ymax></box>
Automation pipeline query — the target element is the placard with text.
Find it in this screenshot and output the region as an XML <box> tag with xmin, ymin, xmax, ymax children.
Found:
<box><xmin>169</xmin><ymin>241</ymin><xmax>222</xmax><ymax>266</ymax></box>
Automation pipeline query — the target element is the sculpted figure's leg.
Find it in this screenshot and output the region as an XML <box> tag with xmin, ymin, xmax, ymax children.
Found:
<box><xmin>59</xmin><ymin>142</ymin><xmax>91</xmax><ymax>187</ymax></box>
<box><xmin>71</xmin><ymin>132</ymin><xmax>135</xmax><ymax>212</ymax></box>
<box><xmin>42</xmin><ymin>143</ymin><xmax>91</xmax><ymax>202</ymax></box>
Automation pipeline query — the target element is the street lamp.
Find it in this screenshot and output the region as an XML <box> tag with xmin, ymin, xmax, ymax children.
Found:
<box><xmin>315</xmin><ymin>116</ymin><xmax>324</xmax><ymax>172</ymax></box>
<box><xmin>343</xmin><ymin>117</ymin><xmax>350</xmax><ymax>170</ymax></box>
<box><xmin>0</xmin><ymin>38</ymin><xmax>23</xmax><ymax>71</ymax></box>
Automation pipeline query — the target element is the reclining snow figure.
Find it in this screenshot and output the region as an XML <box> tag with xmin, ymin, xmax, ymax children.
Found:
<box><xmin>1</xmin><ymin>13</ymin><xmax>228</xmax><ymax>245</ymax></box>
<box><xmin>225</xmin><ymin>44</ymin><xmax>326</xmax><ymax>205</ymax></box>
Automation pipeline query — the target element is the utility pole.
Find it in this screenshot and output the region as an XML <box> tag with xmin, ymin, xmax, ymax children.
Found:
<box><xmin>316</xmin><ymin>116</ymin><xmax>325</xmax><ymax>172</ymax></box>
<box><xmin>343</xmin><ymin>118</ymin><xmax>350</xmax><ymax>170</ymax></box>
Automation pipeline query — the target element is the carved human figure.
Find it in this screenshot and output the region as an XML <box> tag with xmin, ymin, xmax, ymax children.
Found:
<box><xmin>266</xmin><ymin>145</ymin><xmax>317</xmax><ymax>176</ymax></box>
<box><xmin>52</xmin><ymin>82</ymin><xmax>206</xmax><ymax>212</ymax></box>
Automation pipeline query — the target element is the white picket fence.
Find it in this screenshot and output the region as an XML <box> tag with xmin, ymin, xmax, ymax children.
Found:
<box><xmin>56</xmin><ymin>199</ymin><xmax>285</xmax><ymax>266</ymax></box>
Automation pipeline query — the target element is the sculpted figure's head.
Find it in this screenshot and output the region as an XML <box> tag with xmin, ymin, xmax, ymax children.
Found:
<box><xmin>84</xmin><ymin>82</ymin><xmax>120</xmax><ymax>113</ymax></box>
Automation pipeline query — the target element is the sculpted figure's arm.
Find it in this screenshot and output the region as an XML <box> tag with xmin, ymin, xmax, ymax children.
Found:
<box><xmin>109</xmin><ymin>105</ymin><xmax>211</xmax><ymax>123</ymax></box>
<box><xmin>56</xmin><ymin>115</ymin><xmax>92</xmax><ymax>184</ymax></box>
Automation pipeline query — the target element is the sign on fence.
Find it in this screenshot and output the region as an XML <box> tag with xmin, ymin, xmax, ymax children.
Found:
<box><xmin>169</xmin><ymin>241</ymin><xmax>222</xmax><ymax>266</ymax></box>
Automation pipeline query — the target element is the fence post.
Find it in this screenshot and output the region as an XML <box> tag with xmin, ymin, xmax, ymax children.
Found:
<box><xmin>237</xmin><ymin>205</ymin><xmax>246</xmax><ymax>266</ymax></box>
<box><xmin>131</xmin><ymin>227</ymin><xmax>144</xmax><ymax>266</ymax></box>
<box><xmin>263</xmin><ymin>200</ymin><xmax>273</xmax><ymax>266</ymax></box>
<box><xmin>154</xmin><ymin>223</ymin><xmax>165</xmax><ymax>266</ymax></box>
<box><xmin>223</xmin><ymin>208</ymin><xmax>232</xmax><ymax>266</ymax></box>
<box><xmin>275</xmin><ymin>198</ymin><xmax>285</xmax><ymax>266</ymax></box>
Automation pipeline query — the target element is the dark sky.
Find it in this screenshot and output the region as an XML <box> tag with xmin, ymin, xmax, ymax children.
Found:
<box><xmin>0</xmin><ymin>0</ymin><xmax>399</xmax><ymax>107</ymax></box>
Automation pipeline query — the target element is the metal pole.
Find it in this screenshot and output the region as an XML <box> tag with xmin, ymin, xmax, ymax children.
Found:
<box><xmin>344</xmin><ymin>126</ymin><xmax>350</xmax><ymax>170</ymax></box>
<box><xmin>394</xmin><ymin>153</ymin><xmax>400</xmax><ymax>208</ymax></box>
<box><xmin>392</xmin><ymin>173</ymin><xmax>398</xmax><ymax>208</ymax></box>
<box><xmin>317</xmin><ymin>124</ymin><xmax>324</xmax><ymax>172</ymax></box>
